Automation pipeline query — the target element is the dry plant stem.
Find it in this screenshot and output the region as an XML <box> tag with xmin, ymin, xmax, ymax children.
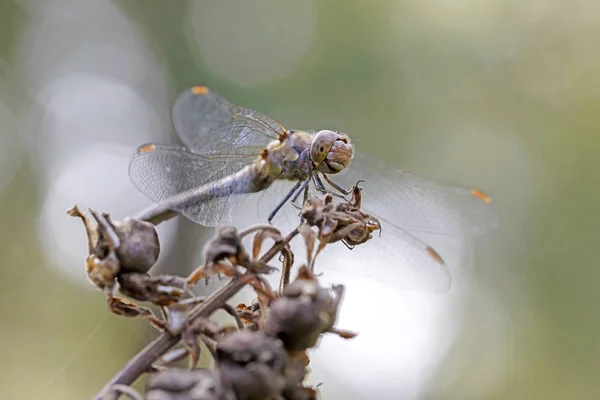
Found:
<box><xmin>221</xmin><ymin>303</ymin><xmax>245</xmax><ymax>329</ymax></box>
<box><xmin>238</xmin><ymin>224</ymin><xmax>281</xmax><ymax>239</ymax></box>
<box><xmin>279</xmin><ymin>245</ymin><xmax>294</xmax><ymax>291</ymax></box>
<box><xmin>96</xmin><ymin>227</ymin><xmax>299</xmax><ymax>400</ymax></box>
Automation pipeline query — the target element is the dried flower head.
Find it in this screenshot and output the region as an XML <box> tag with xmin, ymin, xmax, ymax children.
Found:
<box><xmin>188</xmin><ymin>226</ymin><xmax>279</xmax><ymax>286</ymax></box>
<box><xmin>300</xmin><ymin>183</ymin><xmax>380</xmax><ymax>267</ymax></box>
<box><xmin>262</xmin><ymin>266</ymin><xmax>347</xmax><ymax>352</ymax></box>
<box><xmin>203</xmin><ymin>226</ymin><xmax>249</xmax><ymax>267</ymax></box>
<box><xmin>67</xmin><ymin>205</ymin><xmax>160</xmax><ymax>291</ymax></box>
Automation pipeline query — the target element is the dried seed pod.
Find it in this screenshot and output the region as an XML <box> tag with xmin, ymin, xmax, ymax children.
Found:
<box><xmin>68</xmin><ymin>205</ymin><xmax>160</xmax><ymax>291</ymax></box>
<box><xmin>299</xmin><ymin>185</ymin><xmax>380</xmax><ymax>268</ymax></box>
<box><xmin>203</xmin><ymin>226</ymin><xmax>248</xmax><ymax>266</ymax></box>
<box><xmin>216</xmin><ymin>330</ymin><xmax>288</xmax><ymax>400</ymax></box>
<box><xmin>145</xmin><ymin>368</ymin><xmax>236</xmax><ymax>400</ymax></box>
<box><xmin>263</xmin><ymin>266</ymin><xmax>344</xmax><ymax>352</ymax></box>
<box><xmin>112</xmin><ymin>217</ymin><xmax>160</xmax><ymax>273</ymax></box>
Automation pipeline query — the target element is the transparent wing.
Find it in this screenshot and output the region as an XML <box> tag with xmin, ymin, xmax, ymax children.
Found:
<box><xmin>171</xmin><ymin>85</ymin><xmax>284</xmax><ymax>154</ymax></box>
<box><xmin>243</xmin><ymin>182</ymin><xmax>451</xmax><ymax>292</ymax></box>
<box><xmin>315</xmin><ymin>221</ymin><xmax>451</xmax><ymax>292</ymax></box>
<box><xmin>333</xmin><ymin>152</ymin><xmax>500</xmax><ymax>236</ymax></box>
<box><xmin>130</xmin><ymin>85</ymin><xmax>291</xmax><ymax>227</ymax></box>
<box><xmin>129</xmin><ymin>143</ymin><xmax>263</xmax><ymax>226</ymax></box>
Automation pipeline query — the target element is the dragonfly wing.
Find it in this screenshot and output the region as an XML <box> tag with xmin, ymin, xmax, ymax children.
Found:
<box><xmin>129</xmin><ymin>143</ymin><xmax>262</xmax><ymax>226</ymax></box>
<box><xmin>172</xmin><ymin>85</ymin><xmax>284</xmax><ymax>154</ymax></box>
<box><xmin>333</xmin><ymin>152</ymin><xmax>500</xmax><ymax>236</ymax></box>
<box><xmin>234</xmin><ymin>179</ymin><xmax>451</xmax><ymax>291</ymax></box>
<box><xmin>313</xmin><ymin>216</ymin><xmax>451</xmax><ymax>292</ymax></box>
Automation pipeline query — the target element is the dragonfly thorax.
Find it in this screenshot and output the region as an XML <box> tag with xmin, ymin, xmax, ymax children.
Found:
<box><xmin>262</xmin><ymin>129</ymin><xmax>354</xmax><ymax>183</ymax></box>
<box><xmin>262</xmin><ymin>130</ymin><xmax>314</xmax><ymax>182</ymax></box>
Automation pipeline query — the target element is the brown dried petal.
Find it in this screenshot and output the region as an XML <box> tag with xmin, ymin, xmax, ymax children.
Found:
<box><xmin>116</xmin><ymin>272</ymin><xmax>185</xmax><ymax>306</ymax></box>
<box><xmin>86</xmin><ymin>253</ymin><xmax>120</xmax><ymax>291</ymax></box>
<box><xmin>297</xmin><ymin>224</ymin><xmax>316</xmax><ymax>267</ymax></box>
<box><xmin>108</xmin><ymin>296</ymin><xmax>152</xmax><ymax>319</ymax></box>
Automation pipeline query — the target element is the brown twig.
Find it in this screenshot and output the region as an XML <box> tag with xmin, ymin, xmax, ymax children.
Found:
<box><xmin>221</xmin><ymin>303</ymin><xmax>245</xmax><ymax>330</ymax></box>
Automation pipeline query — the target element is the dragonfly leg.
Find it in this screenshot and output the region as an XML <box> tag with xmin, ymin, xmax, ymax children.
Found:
<box><xmin>323</xmin><ymin>174</ymin><xmax>353</xmax><ymax>195</ymax></box>
<box><xmin>290</xmin><ymin>176</ymin><xmax>311</xmax><ymax>208</ymax></box>
<box><xmin>312</xmin><ymin>173</ymin><xmax>327</xmax><ymax>193</ymax></box>
<box><xmin>314</xmin><ymin>174</ymin><xmax>347</xmax><ymax>200</ymax></box>
<box><xmin>267</xmin><ymin>180</ymin><xmax>304</xmax><ymax>223</ymax></box>
<box><xmin>302</xmin><ymin>180</ymin><xmax>309</xmax><ymax>204</ymax></box>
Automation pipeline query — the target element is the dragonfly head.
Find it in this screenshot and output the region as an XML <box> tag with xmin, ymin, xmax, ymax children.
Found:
<box><xmin>310</xmin><ymin>130</ymin><xmax>354</xmax><ymax>174</ymax></box>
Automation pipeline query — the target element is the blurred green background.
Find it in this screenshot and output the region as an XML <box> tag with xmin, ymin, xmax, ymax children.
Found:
<box><xmin>0</xmin><ymin>0</ymin><xmax>599</xmax><ymax>399</ymax></box>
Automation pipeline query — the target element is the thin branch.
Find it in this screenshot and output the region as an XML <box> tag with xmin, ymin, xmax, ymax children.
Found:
<box><xmin>238</xmin><ymin>224</ymin><xmax>281</xmax><ymax>239</ymax></box>
<box><xmin>221</xmin><ymin>303</ymin><xmax>245</xmax><ymax>330</ymax></box>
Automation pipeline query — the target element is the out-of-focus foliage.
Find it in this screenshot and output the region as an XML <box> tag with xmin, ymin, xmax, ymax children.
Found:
<box><xmin>0</xmin><ymin>0</ymin><xmax>599</xmax><ymax>399</ymax></box>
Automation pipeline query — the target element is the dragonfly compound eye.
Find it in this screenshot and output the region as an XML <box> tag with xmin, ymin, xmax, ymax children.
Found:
<box><xmin>311</xmin><ymin>130</ymin><xmax>354</xmax><ymax>174</ymax></box>
<box><xmin>310</xmin><ymin>130</ymin><xmax>337</xmax><ymax>164</ymax></box>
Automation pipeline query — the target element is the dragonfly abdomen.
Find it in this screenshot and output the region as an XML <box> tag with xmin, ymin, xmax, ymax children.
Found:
<box><xmin>163</xmin><ymin>162</ymin><xmax>269</xmax><ymax>211</ymax></box>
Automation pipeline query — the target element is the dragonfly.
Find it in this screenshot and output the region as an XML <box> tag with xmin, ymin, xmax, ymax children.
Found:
<box><xmin>129</xmin><ymin>85</ymin><xmax>499</xmax><ymax>292</ymax></box>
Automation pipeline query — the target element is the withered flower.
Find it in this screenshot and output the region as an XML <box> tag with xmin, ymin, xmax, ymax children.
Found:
<box><xmin>67</xmin><ymin>205</ymin><xmax>160</xmax><ymax>291</ymax></box>
<box><xmin>300</xmin><ymin>183</ymin><xmax>380</xmax><ymax>268</ymax></box>
<box><xmin>203</xmin><ymin>226</ymin><xmax>249</xmax><ymax>267</ymax></box>
<box><xmin>188</xmin><ymin>226</ymin><xmax>276</xmax><ymax>286</ymax></box>
<box><xmin>262</xmin><ymin>266</ymin><xmax>349</xmax><ymax>352</ymax></box>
